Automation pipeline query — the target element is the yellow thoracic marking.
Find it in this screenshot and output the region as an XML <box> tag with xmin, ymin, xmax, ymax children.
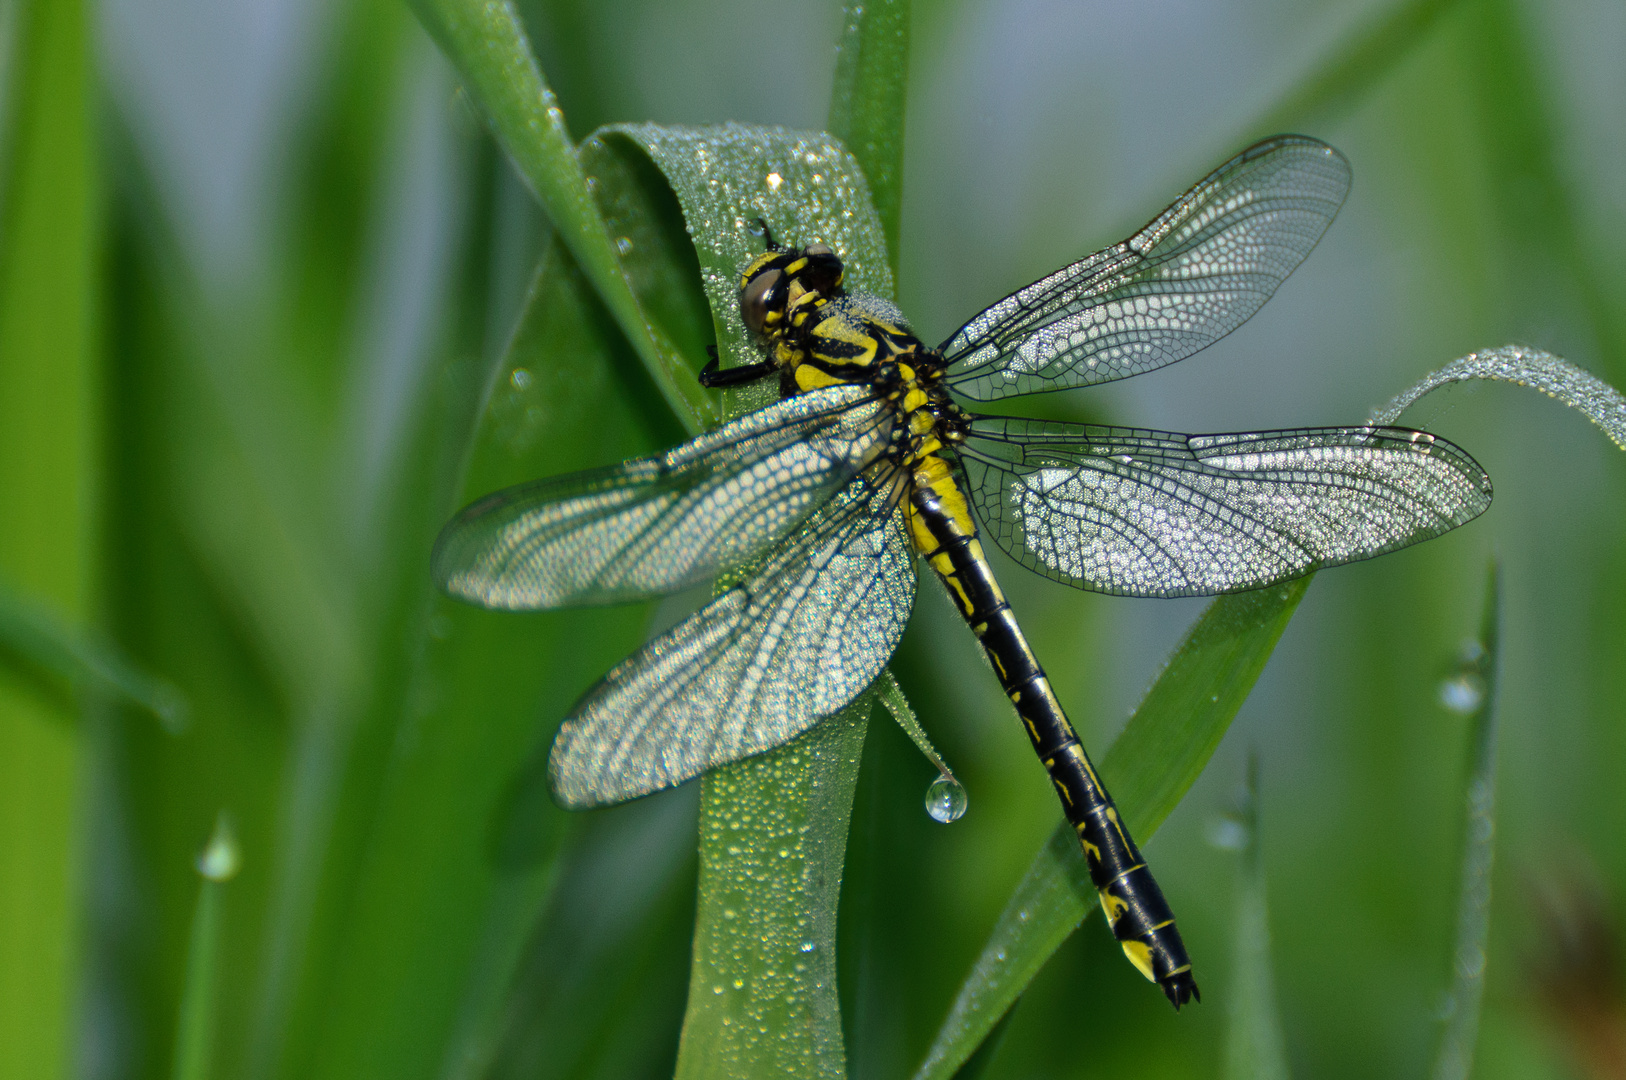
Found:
<box><xmin>1099</xmin><ymin>888</ymin><xmax>1129</xmax><ymax>924</ymax></box>
<box><xmin>1051</xmin><ymin>776</ymin><xmax>1073</xmax><ymax>806</ymax></box>
<box><xmin>1120</xmin><ymin>940</ymin><xmax>1157</xmax><ymax>982</ymax></box>
<box><xmin>795</xmin><ymin>364</ymin><xmax>842</xmax><ymax>392</ymax></box>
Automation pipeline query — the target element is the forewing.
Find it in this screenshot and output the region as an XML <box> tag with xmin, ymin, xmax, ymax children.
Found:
<box><xmin>548</xmin><ymin>474</ymin><xmax>916</xmax><ymax>807</ymax></box>
<box><xmin>432</xmin><ymin>384</ymin><xmax>888</xmax><ymax>609</ymax></box>
<box><xmin>961</xmin><ymin>420</ymin><xmax>1491</xmax><ymax>597</ymax></box>
<box><xmin>943</xmin><ymin>136</ymin><xmax>1351</xmax><ymax>401</ymax></box>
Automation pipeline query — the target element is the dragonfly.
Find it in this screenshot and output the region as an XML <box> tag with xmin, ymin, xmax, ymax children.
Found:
<box><xmin>432</xmin><ymin>135</ymin><xmax>1492</xmax><ymax>1009</ymax></box>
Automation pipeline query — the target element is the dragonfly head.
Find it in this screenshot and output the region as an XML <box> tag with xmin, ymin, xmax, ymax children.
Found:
<box><xmin>739</xmin><ymin>240</ymin><xmax>846</xmax><ymax>338</ymax></box>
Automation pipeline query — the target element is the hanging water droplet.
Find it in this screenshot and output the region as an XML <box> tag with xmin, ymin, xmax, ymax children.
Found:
<box><xmin>1207</xmin><ymin>815</ymin><xmax>1249</xmax><ymax>852</ymax></box>
<box><xmin>196</xmin><ymin>814</ymin><xmax>242</xmax><ymax>882</ymax></box>
<box><xmin>1438</xmin><ymin>673</ymin><xmax>1485</xmax><ymax>714</ymax></box>
<box><xmin>925</xmin><ymin>775</ymin><xmax>968</xmax><ymax>823</ymax></box>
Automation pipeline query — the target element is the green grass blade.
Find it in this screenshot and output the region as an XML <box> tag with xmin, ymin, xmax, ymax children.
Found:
<box><xmin>913</xmin><ymin>578</ymin><xmax>1311</xmax><ymax>1080</ymax></box>
<box><xmin>828</xmin><ymin>0</ymin><xmax>911</xmax><ymax>276</ymax></box>
<box><xmin>0</xmin><ymin>0</ymin><xmax>99</xmax><ymax>1075</ymax></box>
<box><xmin>171</xmin><ymin>816</ymin><xmax>243</xmax><ymax>1080</ymax></box>
<box><xmin>1238</xmin><ymin>0</ymin><xmax>1462</xmax><ymax>143</ymax></box>
<box><xmin>877</xmin><ymin>669</ymin><xmax>958</xmax><ymax>794</ymax></box>
<box><xmin>585</xmin><ymin>124</ymin><xmax>890</xmax><ymax>1080</ymax></box>
<box><xmin>0</xmin><ymin>585</ymin><xmax>187</xmax><ymax>730</ymax></box>
<box><xmin>1456</xmin><ymin>0</ymin><xmax>1626</xmax><ymax>378</ymax></box>
<box><xmin>302</xmin><ymin>228</ymin><xmax>664</xmax><ymax>1080</ymax></box>
<box><xmin>676</xmin><ymin>696</ymin><xmax>872</xmax><ymax>1080</ymax></box>
<box><xmin>1431</xmin><ymin>558</ymin><xmax>1501</xmax><ymax>1080</ymax></box>
<box><xmin>408</xmin><ymin>0</ymin><xmax>712</xmax><ymax>432</ymax></box>
<box><xmin>1222</xmin><ymin>760</ymin><xmax>1290</xmax><ymax>1080</ymax></box>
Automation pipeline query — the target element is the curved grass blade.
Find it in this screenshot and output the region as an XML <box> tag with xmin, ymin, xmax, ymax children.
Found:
<box><xmin>1372</xmin><ymin>344</ymin><xmax>1626</xmax><ymax>449</ymax></box>
<box><xmin>600</xmin><ymin>123</ymin><xmax>893</xmax><ymax>403</ymax></box>
<box><xmin>407</xmin><ymin>0</ymin><xmax>712</xmax><ymax>433</ymax></box>
<box><xmin>1221</xmin><ymin>759</ymin><xmax>1290</xmax><ymax>1080</ymax></box>
<box><xmin>914</xmin><ymin>578</ymin><xmax>1310</xmax><ymax>1080</ymax></box>
<box><xmin>828</xmin><ymin>0</ymin><xmax>911</xmax><ymax>276</ymax></box>
<box><xmin>1431</xmin><ymin>558</ymin><xmax>1501</xmax><ymax>1080</ymax></box>
<box><xmin>597</xmin><ymin>122</ymin><xmax>892</xmax><ymax>1080</ymax></box>
<box><xmin>876</xmin><ymin>669</ymin><xmax>960</xmax><ymax>799</ymax></box>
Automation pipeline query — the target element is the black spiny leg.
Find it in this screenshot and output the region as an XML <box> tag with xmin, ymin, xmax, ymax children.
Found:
<box><xmin>699</xmin><ymin>345</ymin><xmax>778</xmax><ymax>388</ymax></box>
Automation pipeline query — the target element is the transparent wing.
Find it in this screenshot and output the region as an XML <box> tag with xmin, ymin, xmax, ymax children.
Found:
<box><xmin>942</xmin><ymin>136</ymin><xmax>1352</xmax><ymax>401</ymax></box>
<box><xmin>548</xmin><ymin>472</ymin><xmax>915</xmax><ymax>807</ymax></box>
<box><xmin>432</xmin><ymin>384</ymin><xmax>890</xmax><ymax>609</ymax></box>
<box><xmin>961</xmin><ymin>419</ymin><xmax>1491</xmax><ymax>598</ymax></box>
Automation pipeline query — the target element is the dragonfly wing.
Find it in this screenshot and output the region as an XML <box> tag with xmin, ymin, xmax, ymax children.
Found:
<box><xmin>943</xmin><ymin>136</ymin><xmax>1351</xmax><ymax>401</ymax></box>
<box><xmin>549</xmin><ymin>475</ymin><xmax>915</xmax><ymax>807</ymax></box>
<box><xmin>961</xmin><ymin>420</ymin><xmax>1491</xmax><ymax>597</ymax></box>
<box><xmin>432</xmin><ymin>384</ymin><xmax>890</xmax><ymax>609</ymax></box>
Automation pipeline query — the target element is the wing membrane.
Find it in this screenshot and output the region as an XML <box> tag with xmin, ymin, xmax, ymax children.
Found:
<box><xmin>432</xmin><ymin>384</ymin><xmax>890</xmax><ymax>609</ymax></box>
<box><xmin>943</xmin><ymin>136</ymin><xmax>1352</xmax><ymax>400</ymax></box>
<box><xmin>548</xmin><ymin>474</ymin><xmax>915</xmax><ymax>807</ymax></box>
<box><xmin>961</xmin><ymin>420</ymin><xmax>1491</xmax><ymax>597</ymax></box>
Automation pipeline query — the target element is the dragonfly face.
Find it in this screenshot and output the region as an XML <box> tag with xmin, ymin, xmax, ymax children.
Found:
<box><xmin>432</xmin><ymin>135</ymin><xmax>1494</xmax><ymax>1010</ymax></box>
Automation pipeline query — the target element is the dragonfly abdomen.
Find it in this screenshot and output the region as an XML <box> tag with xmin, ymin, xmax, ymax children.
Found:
<box><xmin>907</xmin><ymin>469</ymin><xmax>1199</xmax><ymax>1009</ymax></box>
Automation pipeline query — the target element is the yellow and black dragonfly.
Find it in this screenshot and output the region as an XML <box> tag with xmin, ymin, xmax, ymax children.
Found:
<box><xmin>432</xmin><ymin>135</ymin><xmax>1492</xmax><ymax>1009</ymax></box>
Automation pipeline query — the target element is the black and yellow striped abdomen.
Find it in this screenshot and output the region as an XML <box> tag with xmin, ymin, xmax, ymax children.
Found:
<box><xmin>906</xmin><ymin>448</ymin><xmax>1199</xmax><ymax>1009</ymax></box>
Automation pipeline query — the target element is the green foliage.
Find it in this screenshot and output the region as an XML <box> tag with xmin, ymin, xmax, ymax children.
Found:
<box><xmin>3</xmin><ymin>1</ymin><xmax>1625</xmax><ymax>1079</ymax></box>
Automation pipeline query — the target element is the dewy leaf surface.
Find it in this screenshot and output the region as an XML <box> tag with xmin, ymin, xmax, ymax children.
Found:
<box><xmin>1372</xmin><ymin>344</ymin><xmax>1626</xmax><ymax>449</ymax></box>
<box><xmin>915</xmin><ymin>579</ymin><xmax>1309</xmax><ymax>1080</ymax></box>
<box><xmin>595</xmin><ymin>123</ymin><xmax>890</xmax><ymax>1080</ymax></box>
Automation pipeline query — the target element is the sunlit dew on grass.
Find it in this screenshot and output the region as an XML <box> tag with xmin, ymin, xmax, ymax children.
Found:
<box><xmin>1439</xmin><ymin>639</ymin><xmax>1488</xmax><ymax>715</ymax></box>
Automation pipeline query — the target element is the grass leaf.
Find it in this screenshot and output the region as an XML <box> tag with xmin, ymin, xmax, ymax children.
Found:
<box><xmin>1372</xmin><ymin>344</ymin><xmax>1626</xmax><ymax>450</ymax></box>
<box><xmin>828</xmin><ymin>0</ymin><xmax>911</xmax><ymax>277</ymax></box>
<box><xmin>0</xmin><ymin>586</ymin><xmax>187</xmax><ymax>729</ymax></box>
<box><xmin>408</xmin><ymin>0</ymin><xmax>713</xmax><ymax>432</ymax></box>
<box><xmin>1237</xmin><ymin>0</ymin><xmax>1462</xmax><ymax>145</ymax></box>
<box><xmin>1430</xmin><ymin>558</ymin><xmax>1501</xmax><ymax>1080</ymax></box>
<box><xmin>588</xmin><ymin>122</ymin><xmax>890</xmax><ymax>1080</ymax></box>
<box><xmin>1221</xmin><ymin>760</ymin><xmax>1290</xmax><ymax>1080</ymax></box>
<box><xmin>0</xmin><ymin>0</ymin><xmax>99</xmax><ymax>1073</ymax></box>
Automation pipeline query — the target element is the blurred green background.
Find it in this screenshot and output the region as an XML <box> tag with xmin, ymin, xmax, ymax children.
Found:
<box><xmin>2</xmin><ymin>0</ymin><xmax>1624</xmax><ymax>1078</ymax></box>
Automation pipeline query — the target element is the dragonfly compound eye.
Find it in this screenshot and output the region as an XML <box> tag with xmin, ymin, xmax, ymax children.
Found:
<box><xmin>740</xmin><ymin>267</ymin><xmax>784</xmax><ymax>335</ymax></box>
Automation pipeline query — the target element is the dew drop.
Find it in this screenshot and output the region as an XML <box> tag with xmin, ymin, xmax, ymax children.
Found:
<box><xmin>1438</xmin><ymin>673</ymin><xmax>1485</xmax><ymax>714</ymax></box>
<box><xmin>197</xmin><ymin>814</ymin><xmax>242</xmax><ymax>882</ymax></box>
<box><xmin>925</xmin><ymin>775</ymin><xmax>968</xmax><ymax>823</ymax></box>
<box><xmin>1207</xmin><ymin>816</ymin><xmax>1249</xmax><ymax>852</ymax></box>
<box><xmin>616</xmin><ymin>236</ymin><xmax>634</xmax><ymax>255</ymax></box>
